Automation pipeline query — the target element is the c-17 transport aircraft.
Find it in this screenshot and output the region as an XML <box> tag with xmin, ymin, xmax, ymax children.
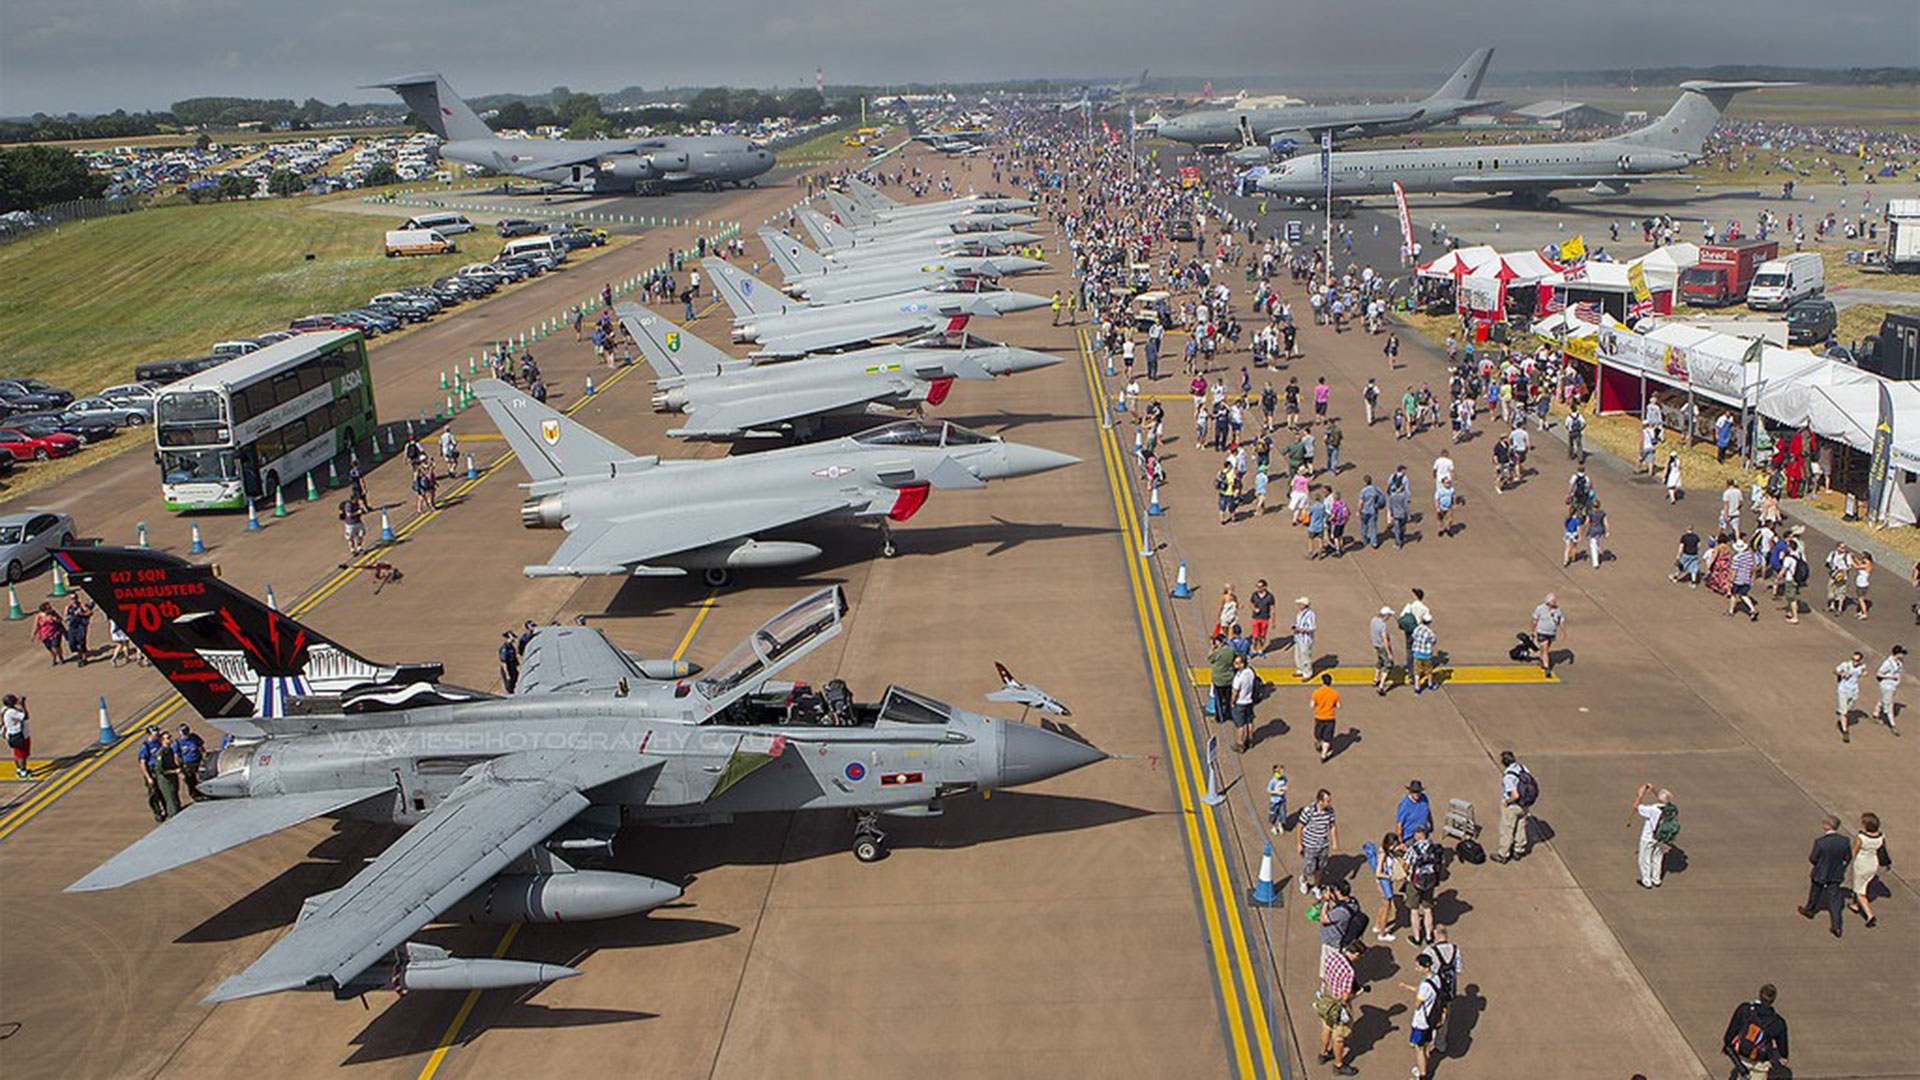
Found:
<box><xmin>371</xmin><ymin>73</ymin><xmax>775</xmax><ymax>193</ymax></box>
<box><xmin>1256</xmin><ymin>81</ymin><xmax>1789</xmax><ymax>205</ymax></box>
<box><xmin>1156</xmin><ymin>47</ymin><xmax>1498</xmax><ymax>162</ymax></box>
<box><xmin>621</xmin><ymin>303</ymin><xmax>1058</xmax><ymax>439</ymax></box>
<box><xmin>475</xmin><ymin>379</ymin><xmax>1077</xmax><ymax>582</ymax></box>
<box><xmin>55</xmin><ymin>546</ymin><xmax>1106</xmax><ymax>1004</ymax></box>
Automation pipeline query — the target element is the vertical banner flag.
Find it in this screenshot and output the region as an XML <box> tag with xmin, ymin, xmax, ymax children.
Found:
<box><xmin>1392</xmin><ymin>180</ymin><xmax>1414</xmax><ymax>257</ymax></box>
<box><xmin>1869</xmin><ymin>380</ymin><xmax>1895</xmax><ymax>521</ymax></box>
<box><xmin>1319</xmin><ymin>130</ymin><xmax>1333</xmax><ymax>188</ymax></box>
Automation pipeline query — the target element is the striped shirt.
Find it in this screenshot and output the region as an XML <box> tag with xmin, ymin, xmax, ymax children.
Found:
<box><xmin>1294</xmin><ymin>608</ymin><xmax>1316</xmax><ymax>637</ymax></box>
<box><xmin>1410</xmin><ymin>625</ymin><xmax>1437</xmax><ymax>658</ymax></box>
<box><xmin>1299</xmin><ymin>804</ymin><xmax>1335</xmax><ymax>852</ymax></box>
<box><xmin>1730</xmin><ymin>550</ymin><xmax>1758</xmax><ymax>585</ymax></box>
<box><xmin>1321</xmin><ymin>947</ymin><xmax>1355</xmax><ymax>999</ymax></box>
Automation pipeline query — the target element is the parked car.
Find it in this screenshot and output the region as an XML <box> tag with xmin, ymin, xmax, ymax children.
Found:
<box><xmin>496</xmin><ymin>218</ymin><xmax>545</xmax><ymax>237</ymax></box>
<box><xmin>289</xmin><ymin>313</ymin><xmax>348</xmax><ymax>332</ymax></box>
<box><xmin>98</xmin><ymin>382</ymin><xmax>161</xmax><ymax>405</ymax></box>
<box><xmin>0</xmin><ymin>381</ymin><xmax>71</xmax><ymax>413</ymax></box>
<box><xmin>1786</xmin><ymin>297</ymin><xmax>1838</xmax><ymax>346</ymax></box>
<box><xmin>11</xmin><ymin>412</ymin><xmax>117</xmax><ymax>444</ymax></box>
<box><xmin>0</xmin><ymin>510</ymin><xmax>77</xmax><ymax>582</ymax></box>
<box><xmin>63</xmin><ymin>395</ymin><xmax>152</xmax><ymax>427</ymax></box>
<box><xmin>0</xmin><ymin>426</ymin><xmax>81</xmax><ymax>462</ymax></box>
<box><xmin>209</xmin><ymin>339</ymin><xmax>260</xmax><ymax>358</ymax></box>
<box><xmin>131</xmin><ymin>357</ymin><xmax>221</xmax><ymax>384</ymax></box>
<box><xmin>0</xmin><ymin>378</ymin><xmax>74</xmax><ymax>407</ymax></box>
<box><xmin>252</xmin><ymin>330</ymin><xmax>298</xmax><ymax>346</ymax></box>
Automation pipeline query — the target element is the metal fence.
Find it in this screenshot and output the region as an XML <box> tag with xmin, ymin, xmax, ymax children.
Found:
<box><xmin>0</xmin><ymin>195</ymin><xmax>145</xmax><ymax>243</ymax></box>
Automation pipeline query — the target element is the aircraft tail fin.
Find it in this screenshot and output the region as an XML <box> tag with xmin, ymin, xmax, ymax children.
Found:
<box><xmin>366</xmin><ymin>73</ymin><xmax>495</xmax><ymax>143</ymax></box>
<box><xmin>1426</xmin><ymin>47</ymin><xmax>1494</xmax><ymax>103</ymax></box>
<box><xmin>899</xmin><ymin>100</ymin><xmax>924</xmax><ymax>137</ymax></box>
<box><xmin>472</xmin><ymin>378</ymin><xmax>631</xmax><ymax>482</ymax></box>
<box><xmin>53</xmin><ymin>547</ymin><xmax>406</xmax><ymax>726</ymax></box>
<box><xmin>703</xmin><ymin>256</ymin><xmax>787</xmax><ymax>318</ymax></box>
<box><xmin>759</xmin><ymin>228</ymin><xmax>829</xmax><ymax>278</ymax></box>
<box><xmin>802</xmin><ymin>209</ymin><xmax>860</xmax><ymax>252</ymax></box>
<box><xmin>847</xmin><ymin>177</ymin><xmax>896</xmax><ymax>210</ymax></box>
<box><xmin>1614</xmin><ymin>81</ymin><xmax>1792</xmax><ymax>153</ymax></box>
<box><xmin>619</xmin><ymin>303</ymin><xmax>733</xmax><ymax>380</ymax></box>
<box><xmin>823</xmin><ymin>189</ymin><xmax>875</xmax><ymax>227</ymax></box>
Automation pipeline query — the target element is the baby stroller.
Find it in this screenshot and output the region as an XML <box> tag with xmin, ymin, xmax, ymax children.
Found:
<box><xmin>1509</xmin><ymin>632</ymin><xmax>1542</xmax><ymax>663</ymax></box>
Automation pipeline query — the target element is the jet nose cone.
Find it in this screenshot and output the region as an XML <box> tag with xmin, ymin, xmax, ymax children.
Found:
<box><xmin>993</xmin><ymin>292</ymin><xmax>1051</xmax><ymax>314</ymax></box>
<box><xmin>991</xmin><ymin>347</ymin><xmax>1061</xmax><ymax>375</ymax></box>
<box><xmin>997</xmin><ymin>720</ymin><xmax>1108</xmax><ymax>787</ymax></box>
<box><xmin>993</xmin><ymin>443</ymin><xmax>1080</xmax><ymax>479</ymax></box>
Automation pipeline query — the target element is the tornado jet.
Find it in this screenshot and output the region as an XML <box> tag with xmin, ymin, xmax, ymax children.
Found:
<box><xmin>823</xmin><ymin>189</ymin><xmax>1039</xmax><ymax>232</ymax></box>
<box><xmin>474</xmin><ymin>379</ymin><xmax>1076</xmax><ymax>583</ymax></box>
<box><xmin>56</xmin><ymin>546</ymin><xmax>1107</xmax><ymax>1005</ymax></box>
<box><xmin>704</xmin><ymin>257</ymin><xmax>1050</xmax><ymax>358</ymax></box>
<box><xmin>620</xmin><ymin>303</ymin><xmax>1056</xmax><ymax>439</ymax></box>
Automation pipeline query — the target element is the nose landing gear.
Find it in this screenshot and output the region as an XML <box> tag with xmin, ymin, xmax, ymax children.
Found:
<box><xmin>852</xmin><ymin>811</ymin><xmax>888</xmax><ymax>863</ymax></box>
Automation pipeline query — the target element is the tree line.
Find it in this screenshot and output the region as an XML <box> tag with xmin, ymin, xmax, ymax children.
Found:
<box><xmin>1</xmin><ymin>97</ymin><xmax>387</xmax><ymax>144</ymax></box>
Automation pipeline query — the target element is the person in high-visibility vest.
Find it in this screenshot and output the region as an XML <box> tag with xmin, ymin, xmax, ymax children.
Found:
<box><xmin>1050</xmin><ymin>291</ymin><xmax>1062</xmax><ymax>326</ymax></box>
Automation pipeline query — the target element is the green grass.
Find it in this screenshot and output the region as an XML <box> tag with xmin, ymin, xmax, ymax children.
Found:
<box><xmin>0</xmin><ymin>195</ymin><xmax>507</xmax><ymax>395</ymax></box>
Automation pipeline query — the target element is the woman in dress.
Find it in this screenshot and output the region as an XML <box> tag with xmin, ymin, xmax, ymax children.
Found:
<box><xmin>31</xmin><ymin>602</ymin><xmax>65</xmax><ymax>666</ymax></box>
<box><xmin>1663</xmin><ymin>452</ymin><xmax>1682</xmax><ymax>504</ymax></box>
<box><xmin>1848</xmin><ymin>812</ymin><xmax>1886</xmax><ymax>928</ymax></box>
<box><xmin>1705</xmin><ymin>534</ymin><xmax>1736</xmax><ymax>595</ymax></box>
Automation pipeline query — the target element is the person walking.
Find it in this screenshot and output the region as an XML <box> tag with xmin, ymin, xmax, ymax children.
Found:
<box><xmin>1494</xmin><ymin>751</ymin><xmax>1535</xmax><ymax>862</ymax></box>
<box><xmin>1368</xmin><ymin>833</ymin><xmax>1406</xmax><ymax>941</ymax></box>
<box><xmin>1388</xmin><ymin>469</ymin><xmax>1412</xmax><ymax>549</ymax></box>
<box><xmin>1531</xmin><ymin>594</ymin><xmax>1564</xmax><ymax>675</ymax></box>
<box><xmin>1207</xmin><ymin>631</ymin><xmax>1237</xmax><ymax>730</ymax></box>
<box><xmin>1727</xmin><ymin>540</ymin><xmax>1760</xmax><ymax>620</ymax></box>
<box><xmin>1311</xmin><ymin>672</ymin><xmax>1340</xmax><ymax>762</ymax></box>
<box><xmin>1664</xmin><ymin>451</ymin><xmax>1683</xmax><ymax>503</ymax></box>
<box><xmin>1723</xmin><ymin>984</ymin><xmax>1790</xmax><ymax>1078</ymax></box>
<box><xmin>1400</xmin><ymin>951</ymin><xmax>1444</xmax><ymax>1079</ymax></box>
<box><xmin>32</xmin><ymin>602</ymin><xmax>66</xmax><ymax>665</ymax></box>
<box><xmin>439</xmin><ymin>428</ymin><xmax>459</xmax><ymax>478</ymax></box>
<box><xmin>1297</xmin><ymin>789</ymin><xmax>1338</xmax><ymax>895</ymax></box>
<box><xmin>1369</xmin><ymin>606</ymin><xmax>1396</xmax><ymax>695</ymax></box>
<box><xmin>1585</xmin><ymin>499</ymin><xmax>1610</xmax><ymax>567</ymax></box>
<box><xmin>1403</xmin><ymin>825</ymin><xmax>1440</xmax><ymax>946</ymax></box>
<box><xmin>64</xmin><ymin>595</ymin><xmax>94</xmax><ymax>666</ymax></box>
<box><xmin>1798</xmin><ymin>814</ymin><xmax>1853</xmax><ymax>937</ymax></box>
<box><xmin>1434</xmin><ymin>475</ymin><xmax>1457</xmax><ymax>538</ymax></box>
<box><xmin>3</xmin><ymin>694</ymin><xmax>29</xmax><ymax>779</ymax></box>
<box><xmin>1316</xmin><ymin>941</ymin><xmax>1364</xmax><ymax>1076</ymax></box>
<box><xmin>341</xmin><ymin>494</ymin><xmax>366</xmax><ymax>558</ymax></box>
<box><xmin>1357</xmin><ymin>474</ymin><xmax>1384</xmax><ymax>549</ymax></box>
<box><xmin>1566</xmin><ymin>408</ymin><xmax>1586</xmax><ymax>459</ymax></box>
<box><xmin>1247</xmin><ymin>581</ymin><xmax>1274</xmax><ymax>656</ymax></box>
<box><xmin>498</xmin><ymin>630</ymin><xmax>521</xmax><ymax>693</ymax></box>
<box><xmin>1874</xmin><ymin>644</ymin><xmax>1905</xmax><ymax>735</ymax></box>
<box><xmin>1409</xmin><ymin>614</ymin><xmax>1438</xmax><ymax>694</ymax></box>
<box><xmin>1315</xmin><ymin>879</ymin><xmax>1360</xmax><ymax>970</ymax></box>
<box><xmin>174</xmin><ymin>723</ymin><xmax>205</xmax><ymax>801</ymax></box>
<box><xmin>1291</xmin><ymin>597</ymin><xmax>1316</xmax><ymax>680</ymax></box>
<box><xmin>1631</xmin><ymin>783</ymin><xmax>1676</xmax><ymax>888</ymax></box>
<box><xmin>1266</xmin><ymin>763</ymin><xmax>1288</xmax><ymax>835</ymax></box>
<box><xmin>1214</xmin><ymin>584</ymin><xmax>1240</xmax><ymax>640</ymax></box>
<box><xmin>1419</xmin><ymin>928</ymin><xmax>1463</xmax><ymax>1056</ymax></box>
<box><xmin>1836</xmin><ymin>650</ymin><xmax>1867</xmax><ymax>742</ymax></box>
<box><xmin>1847</xmin><ymin>812</ymin><xmax>1887</xmax><ymax>928</ymax></box>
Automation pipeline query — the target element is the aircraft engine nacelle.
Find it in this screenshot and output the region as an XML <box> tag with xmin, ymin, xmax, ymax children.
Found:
<box><xmin>671</xmin><ymin>539</ymin><xmax>822</xmax><ymax>570</ymax></box>
<box><xmin>652</xmin><ymin>387</ymin><xmax>687</xmax><ymax>412</ymax></box>
<box><xmin>520</xmin><ymin>493</ymin><xmax>567</xmax><ymax>529</ymax></box>
<box><xmin>448</xmin><ymin>871</ymin><xmax>682</xmax><ymax>924</ymax></box>
<box><xmin>600</xmin><ymin>157</ymin><xmax>663</xmax><ymax>185</ymax></box>
<box><xmin>644</xmin><ymin>151</ymin><xmax>690</xmax><ymax>175</ymax></box>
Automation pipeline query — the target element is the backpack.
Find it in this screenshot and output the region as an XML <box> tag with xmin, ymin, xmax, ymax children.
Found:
<box><xmin>1729</xmin><ymin>1015</ymin><xmax>1772</xmax><ymax>1062</ymax></box>
<box><xmin>1571</xmin><ymin>474</ymin><xmax>1592</xmax><ymax>503</ymax></box>
<box><xmin>1426</xmin><ymin>943</ymin><xmax>1459</xmax><ymax>1001</ymax></box>
<box><xmin>1654</xmin><ymin>802</ymin><xmax>1681</xmax><ymax>845</ymax></box>
<box><xmin>1455</xmin><ymin>838</ymin><xmax>1487</xmax><ymax>864</ymax></box>
<box><xmin>1336</xmin><ymin>900</ymin><xmax>1369</xmax><ymax>948</ymax></box>
<box><xmin>1792</xmin><ymin>556</ymin><xmax>1811</xmax><ymax>587</ymax></box>
<box><xmin>1408</xmin><ymin>841</ymin><xmax>1440</xmax><ymax>891</ymax></box>
<box><xmin>1514</xmin><ymin>766</ymin><xmax>1540</xmax><ymax>808</ymax></box>
<box><xmin>1397</xmin><ymin>612</ymin><xmax>1419</xmax><ymax>635</ymax></box>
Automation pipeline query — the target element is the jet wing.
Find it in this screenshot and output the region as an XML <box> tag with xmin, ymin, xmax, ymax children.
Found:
<box><xmin>67</xmin><ymin>787</ymin><xmax>394</xmax><ymax>892</ymax></box>
<box><xmin>523</xmin><ymin>141</ymin><xmax>644</xmax><ymax>169</ymax></box>
<box><xmin>1447</xmin><ymin>173</ymin><xmax>1660</xmax><ymax>192</ymax></box>
<box><xmin>516</xmin><ymin>626</ymin><xmax>647</xmax><ymax>695</ymax></box>
<box><xmin>533</xmin><ymin>497</ymin><xmax>853</xmax><ymax>576</ymax></box>
<box><xmin>673</xmin><ymin>382</ymin><xmax>907</xmax><ymax>438</ymax></box>
<box><xmin>203</xmin><ymin>751</ymin><xmax>659</xmax><ymax>1003</ymax></box>
<box><xmin>753</xmin><ymin>315</ymin><xmax>930</xmax><ymax>358</ymax></box>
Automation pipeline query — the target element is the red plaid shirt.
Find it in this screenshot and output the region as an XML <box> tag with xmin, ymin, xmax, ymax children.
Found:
<box><xmin>1322</xmin><ymin>949</ymin><xmax>1355</xmax><ymax>999</ymax></box>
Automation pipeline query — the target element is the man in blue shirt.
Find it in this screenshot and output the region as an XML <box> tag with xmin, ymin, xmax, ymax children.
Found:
<box><xmin>174</xmin><ymin>723</ymin><xmax>206</xmax><ymax>801</ymax></box>
<box><xmin>136</xmin><ymin>727</ymin><xmax>167</xmax><ymax>822</ymax></box>
<box><xmin>1357</xmin><ymin>475</ymin><xmax>1385</xmax><ymax>549</ymax></box>
<box><xmin>1396</xmin><ymin>779</ymin><xmax>1433</xmax><ymax>841</ymax></box>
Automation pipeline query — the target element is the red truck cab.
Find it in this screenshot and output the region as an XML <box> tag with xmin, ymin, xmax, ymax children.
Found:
<box><xmin>1679</xmin><ymin>240</ymin><xmax>1779</xmax><ymax>307</ymax></box>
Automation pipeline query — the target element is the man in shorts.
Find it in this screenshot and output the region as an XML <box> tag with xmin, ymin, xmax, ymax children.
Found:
<box><xmin>1297</xmin><ymin>789</ymin><xmax>1338</xmax><ymax>894</ymax></box>
<box><xmin>1317</xmin><ymin>941</ymin><xmax>1363</xmax><ymax>1075</ymax></box>
<box><xmin>1403</xmin><ymin>825</ymin><xmax>1440</xmax><ymax>946</ymax></box>
<box><xmin>1369</xmin><ymin>606</ymin><xmax>1396</xmax><ymax>695</ymax></box>
<box><xmin>341</xmin><ymin>495</ymin><xmax>366</xmax><ymax>557</ymax></box>
<box><xmin>1247</xmin><ymin>580</ymin><xmax>1275</xmax><ymax>656</ymax></box>
<box><xmin>1836</xmin><ymin>650</ymin><xmax>1867</xmax><ymax>742</ymax></box>
<box><xmin>1312</xmin><ymin>672</ymin><xmax>1340</xmax><ymax>762</ymax></box>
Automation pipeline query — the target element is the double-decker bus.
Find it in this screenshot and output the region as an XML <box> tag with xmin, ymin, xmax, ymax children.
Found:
<box><xmin>152</xmin><ymin>331</ymin><xmax>377</xmax><ymax>511</ymax></box>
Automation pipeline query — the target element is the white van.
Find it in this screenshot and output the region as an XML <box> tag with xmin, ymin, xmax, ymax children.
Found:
<box><xmin>384</xmin><ymin>228</ymin><xmax>456</xmax><ymax>257</ymax></box>
<box><xmin>1746</xmin><ymin>252</ymin><xmax>1824</xmax><ymax>311</ymax></box>
<box><xmin>402</xmin><ymin>211</ymin><xmax>473</xmax><ymax>235</ymax></box>
<box><xmin>502</xmin><ymin>235</ymin><xmax>568</xmax><ymax>263</ymax></box>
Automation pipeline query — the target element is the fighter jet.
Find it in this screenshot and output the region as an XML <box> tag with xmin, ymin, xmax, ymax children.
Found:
<box><xmin>802</xmin><ymin>205</ymin><xmax>1042</xmax><ymax>246</ymax></box>
<box><xmin>704</xmin><ymin>257</ymin><xmax>1050</xmax><ymax>358</ymax></box>
<box><xmin>474</xmin><ymin>379</ymin><xmax>1076</xmax><ymax>582</ymax></box>
<box><xmin>370</xmin><ymin>73</ymin><xmax>775</xmax><ymax>194</ymax></box>
<box><xmin>783</xmin><ymin>214</ymin><xmax>1045</xmax><ymax>263</ymax></box>
<box><xmin>897</xmin><ymin>100</ymin><xmax>992</xmax><ymax>149</ymax></box>
<box><xmin>839</xmin><ymin>176</ymin><xmax>1036</xmax><ymax>217</ymax></box>
<box><xmin>622</xmin><ymin>303</ymin><xmax>1057</xmax><ymax>439</ymax></box>
<box><xmin>755</xmin><ymin>231</ymin><xmax>1047</xmax><ymax>304</ymax></box>
<box><xmin>1256</xmin><ymin>81</ymin><xmax>1791</xmax><ymax>205</ymax></box>
<box><xmin>56</xmin><ymin>546</ymin><xmax>1108</xmax><ymax>1004</ymax></box>
<box><xmin>1157</xmin><ymin>47</ymin><xmax>1498</xmax><ymax>162</ymax></box>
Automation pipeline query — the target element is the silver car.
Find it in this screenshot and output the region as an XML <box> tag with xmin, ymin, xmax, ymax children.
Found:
<box><xmin>64</xmin><ymin>395</ymin><xmax>152</xmax><ymax>428</ymax></box>
<box><xmin>0</xmin><ymin>510</ymin><xmax>76</xmax><ymax>582</ymax></box>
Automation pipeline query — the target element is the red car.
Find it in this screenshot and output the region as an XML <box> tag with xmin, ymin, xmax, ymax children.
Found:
<box><xmin>0</xmin><ymin>426</ymin><xmax>81</xmax><ymax>461</ymax></box>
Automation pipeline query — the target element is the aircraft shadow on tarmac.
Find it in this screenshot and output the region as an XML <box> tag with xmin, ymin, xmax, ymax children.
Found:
<box><xmin>939</xmin><ymin>408</ymin><xmax>1089</xmax><ymax>434</ymax></box>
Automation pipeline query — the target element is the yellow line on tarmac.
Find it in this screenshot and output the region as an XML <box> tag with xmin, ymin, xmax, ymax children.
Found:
<box><xmin>1187</xmin><ymin>665</ymin><xmax>1559</xmax><ymax>687</ymax></box>
<box><xmin>1079</xmin><ymin>330</ymin><xmax>1278</xmax><ymax>1078</ymax></box>
<box><xmin>415</xmin><ymin>587</ymin><xmax>718</xmax><ymax>1080</ymax></box>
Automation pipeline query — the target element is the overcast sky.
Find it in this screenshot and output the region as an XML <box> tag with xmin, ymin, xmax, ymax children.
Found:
<box><xmin>3</xmin><ymin>0</ymin><xmax>1915</xmax><ymax>116</ymax></box>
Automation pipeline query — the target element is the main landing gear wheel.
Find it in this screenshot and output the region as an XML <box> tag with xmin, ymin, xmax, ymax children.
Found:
<box><xmin>852</xmin><ymin>811</ymin><xmax>888</xmax><ymax>863</ymax></box>
<box><xmin>702</xmin><ymin>568</ymin><xmax>733</xmax><ymax>588</ymax></box>
<box><xmin>879</xmin><ymin>522</ymin><xmax>898</xmax><ymax>559</ymax></box>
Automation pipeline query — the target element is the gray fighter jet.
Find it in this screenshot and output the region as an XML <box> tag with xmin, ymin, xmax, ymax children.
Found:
<box><xmin>800</xmin><ymin>204</ymin><xmax>1042</xmax><ymax>246</ymax></box>
<box><xmin>370</xmin><ymin>74</ymin><xmax>774</xmax><ymax>194</ymax></box>
<box><xmin>840</xmin><ymin>176</ymin><xmax>1036</xmax><ymax>217</ymax></box>
<box><xmin>1256</xmin><ymin>81</ymin><xmax>1789</xmax><ymax>204</ymax></box>
<box><xmin>622</xmin><ymin>304</ymin><xmax>1057</xmax><ymax>439</ymax></box>
<box><xmin>768</xmin><ymin>219</ymin><xmax>1045</xmax><ymax>268</ymax></box>
<box><xmin>703</xmin><ymin>257</ymin><xmax>1050</xmax><ymax>358</ymax></box>
<box><xmin>759</xmin><ymin>238</ymin><xmax>1048</xmax><ymax>306</ymax></box>
<box><xmin>473</xmin><ymin>379</ymin><xmax>1075</xmax><ymax>582</ymax></box>
<box><xmin>55</xmin><ymin>546</ymin><xmax>1107</xmax><ymax>1004</ymax></box>
<box><xmin>822</xmin><ymin>188</ymin><xmax>1035</xmax><ymax>228</ymax></box>
<box><xmin>1157</xmin><ymin>47</ymin><xmax>1497</xmax><ymax>162</ymax></box>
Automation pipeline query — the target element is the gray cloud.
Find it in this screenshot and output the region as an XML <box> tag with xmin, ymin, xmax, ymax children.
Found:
<box><xmin>3</xmin><ymin>0</ymin><xmax>1916</xmax><ymax>116</ymax></box>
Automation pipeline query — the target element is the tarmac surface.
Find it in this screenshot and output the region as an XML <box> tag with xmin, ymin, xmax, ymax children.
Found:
<box><xmin>1</xmin><ymin>138</ymin><xmax>1916</xmax><ymax>1080</ymax></box>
